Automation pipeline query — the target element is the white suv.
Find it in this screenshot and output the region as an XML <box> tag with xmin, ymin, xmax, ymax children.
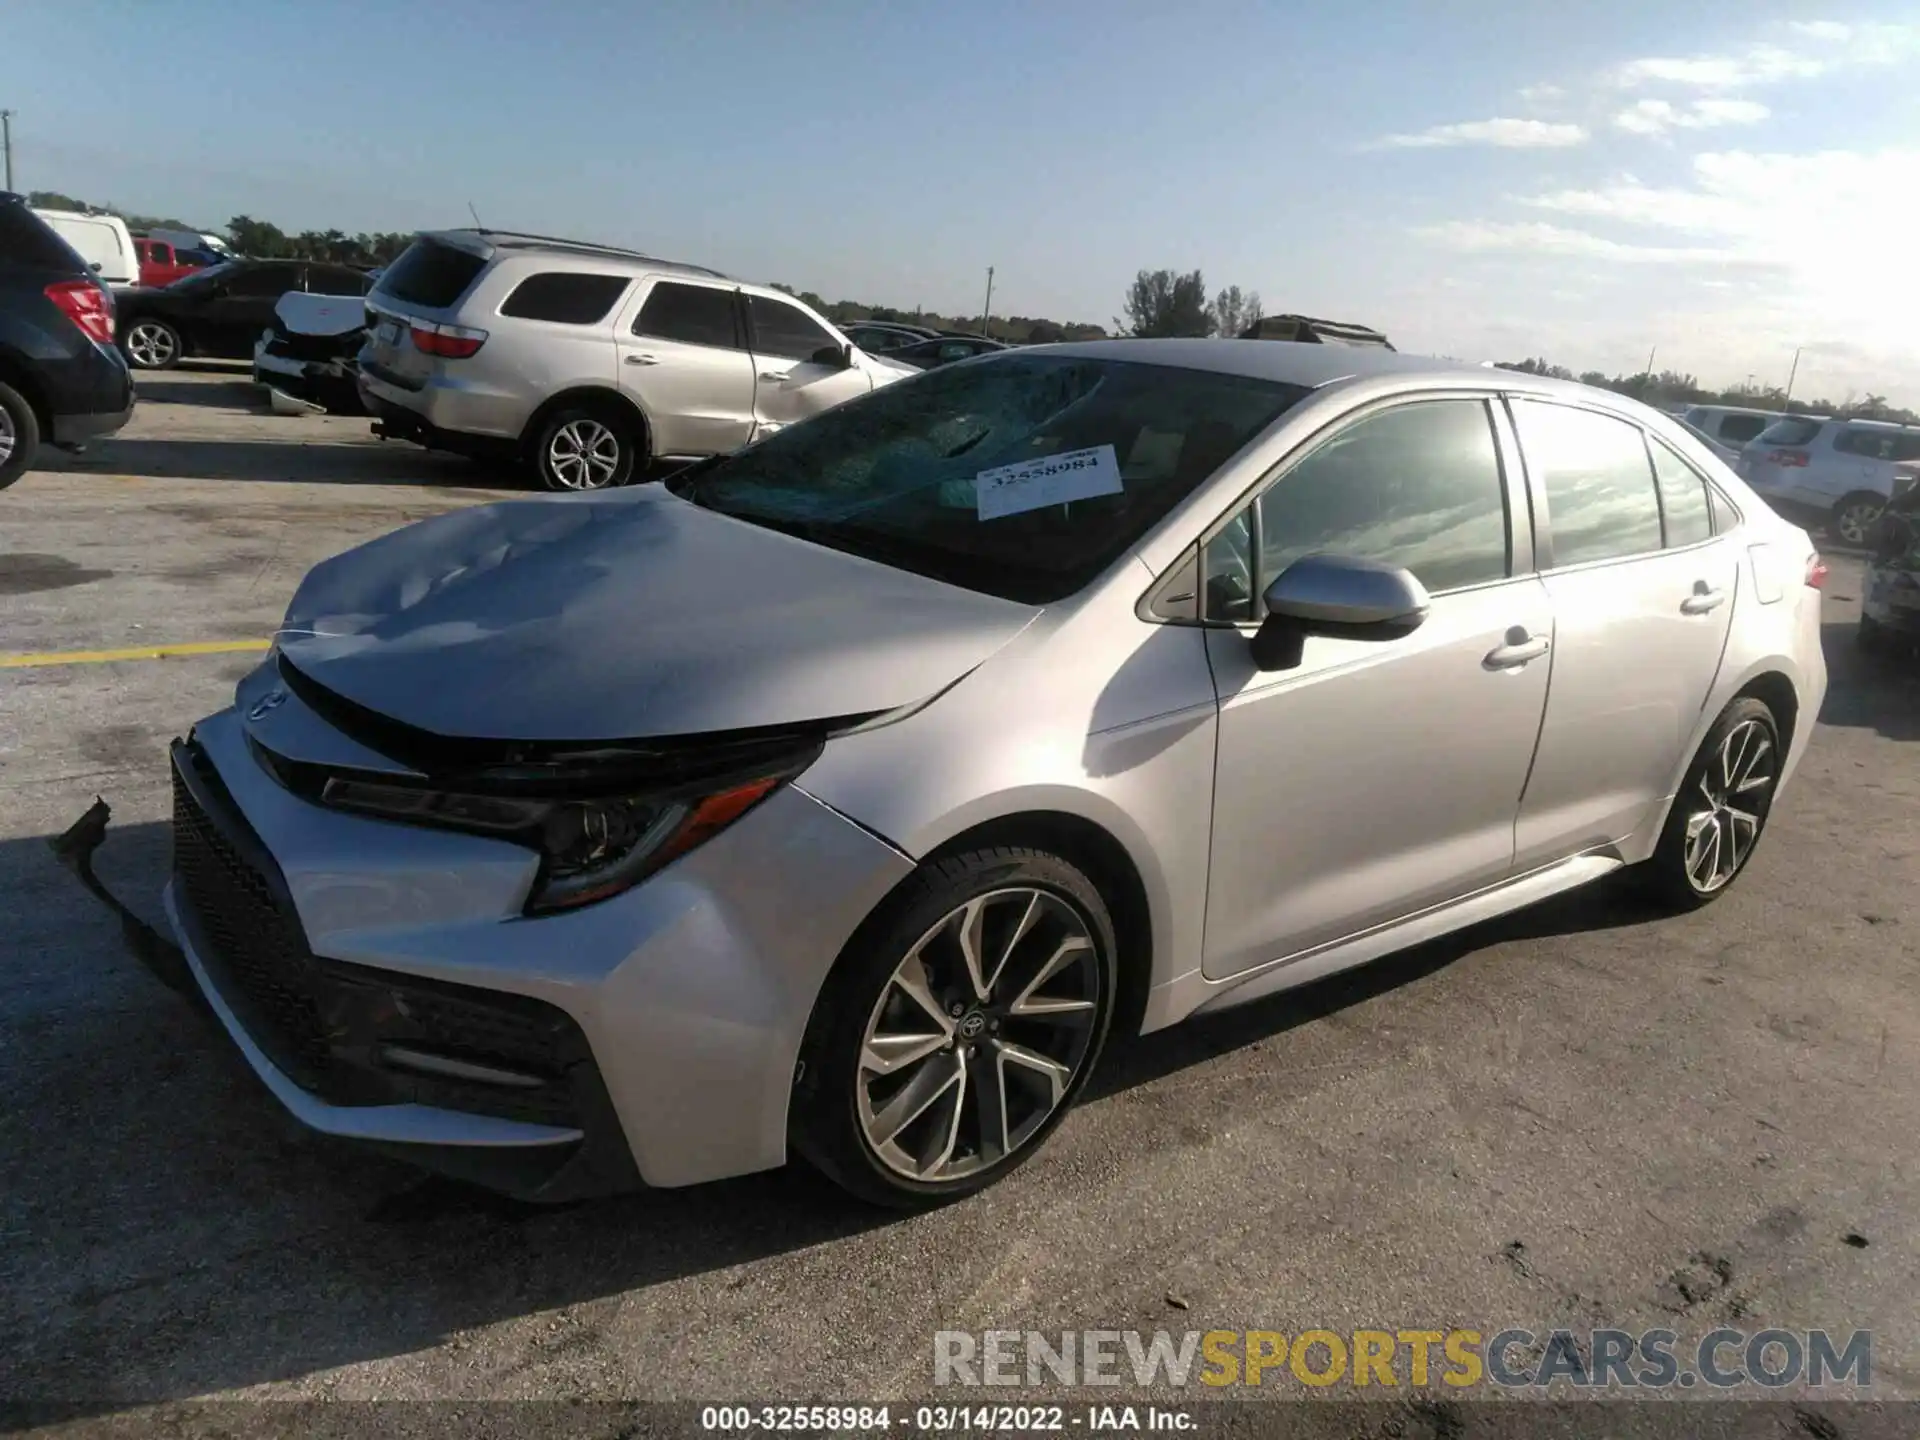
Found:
<box><xmin>1737</xmin><ymin>415</ymin><xmax>1920</xmax><ymax>547</ymax></box>
<box><xmin>358</xmin><ymin>231</ymin><xmax>915</xmax><ymax>490</ymax></box>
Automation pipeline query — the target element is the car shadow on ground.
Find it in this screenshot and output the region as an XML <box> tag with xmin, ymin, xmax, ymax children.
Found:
<box><xmin>1818</xmin><ymin>620</ymin><xmax>1919</xmax><ymax>742</ymax></box>
<box><xmin>40</xmin><ymin>438</ymin><xmax>523</xmax><ymax>490</ymax></box>
<box><xmin>128</xmin><ymin>377</ymin><xmax>265</xmax><ymax>409</ymax></box>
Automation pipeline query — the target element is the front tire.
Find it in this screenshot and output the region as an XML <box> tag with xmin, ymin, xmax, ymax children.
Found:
<box><xmin>1642</xmin><ymin>698</ymin><xmax>1782</xmax><ymax>910</ymax></box>
<box><xmin>122</xmin><ymin>319</ymin><xmax>182</xmax><ymax>371</ymax></box>
<box><xmin>1830</xmin><ymin>492</ymin><xmax>1885</xmax><ymax>549</ymax></box>
<box><xmin>792</xmin><ymin>847</ymin><xmax>1119</xmax><ymax>1208</ymax></box>
<box><xmin>0</xmin><ymin>379</ymin><xmax>41</xmax><ymax>490</ymax></box>
<box><xmin>531</xmin><ymin>405</ymin><xmax>638</xmax><ymax>491</ymax></box>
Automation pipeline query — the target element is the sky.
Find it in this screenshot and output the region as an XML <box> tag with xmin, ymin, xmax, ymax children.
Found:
<box><xmin>5</xmin><ymin>0</ymin><xmax>1919</xmax><ymax>403</ymax></box>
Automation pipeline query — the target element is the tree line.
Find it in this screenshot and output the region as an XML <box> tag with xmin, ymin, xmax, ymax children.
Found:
<box><xmin>1495</xmin><ymin>357</ymin><xmax>1918</xmax><ymax>426</ymax></box>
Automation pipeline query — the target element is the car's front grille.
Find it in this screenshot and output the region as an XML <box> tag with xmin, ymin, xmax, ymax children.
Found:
<box><xmin>169</xmin><ymin>740</ymin><xmax>598</xmax><ymax>1129</ymax></box>
<box><xmin>171</xmin><ymin>752</ymin><xmax>333</xmax><ymax>1087</ymax></box>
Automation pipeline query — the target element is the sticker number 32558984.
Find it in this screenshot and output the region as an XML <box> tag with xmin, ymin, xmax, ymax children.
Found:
<box><xmin>974</xmin><ymin>444</ymin><xmax>1124</xmax><ymax>521</ymax></box>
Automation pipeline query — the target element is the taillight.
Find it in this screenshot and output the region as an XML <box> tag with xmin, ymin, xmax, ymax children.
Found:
<box><xmin>410</xmin><ymin>321</ymin><xmax>487</xmax><ymax>359</ymax></box>
<box><xmin>1768</xmin><ymin>448</ymin><xmax>1810</xmax><ymax>468</ymax></box>
<box><xmin>1806</xmin><ymin>555</ymin><xmax>1829</xmax><ymax>589</ymax></box>
<box><xmin>45</xmin><ymin>281</ymin><xmax>115</xmax><ymax>346</ymax></box>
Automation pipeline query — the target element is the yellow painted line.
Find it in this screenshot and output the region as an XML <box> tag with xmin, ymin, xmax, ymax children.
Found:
<box><xmin>0</xmin><ymin>639</ymin><xmax>273</xmax><ymax>669</ymax></box>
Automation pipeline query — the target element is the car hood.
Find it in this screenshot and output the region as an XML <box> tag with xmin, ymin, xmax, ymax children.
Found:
<box><xmin>276</xmin><ymin>487</ymin><xmax>1039</xmax><ymax>743</ymax></box>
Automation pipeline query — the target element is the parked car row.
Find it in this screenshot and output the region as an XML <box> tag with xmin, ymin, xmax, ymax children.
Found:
<box><xmin>1735</xmin><ymin>414</ymin><xmax>1920</xmax><ymax>547</ymax></box>
<box><xmin>0</xmin><ymin>193</ymin><xmax>134</xmax><ymax>488</ymax></box>
<box><xmin>116</xmin><ymin>258</ymin><xmax>376</xmax><ymax>370</ymax></box>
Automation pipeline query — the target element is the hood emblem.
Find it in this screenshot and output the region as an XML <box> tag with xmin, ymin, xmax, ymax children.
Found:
<box><xmin>247</xmin><ymin>689</ymin><xmax>289</xmax><ymax>722</ymax></box>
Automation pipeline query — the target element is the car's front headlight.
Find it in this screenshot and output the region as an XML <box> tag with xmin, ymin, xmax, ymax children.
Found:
<box><xmin>320</xmin><ymin>766</ymin><xmax>800</xmax><ymax>914</ymax></box>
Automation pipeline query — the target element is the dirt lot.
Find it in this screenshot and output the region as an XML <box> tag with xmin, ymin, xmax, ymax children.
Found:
<box><xmin>3</xmin><ymin>368</ymin><xmax>1919</xmax><ymax>1424</ymax></box>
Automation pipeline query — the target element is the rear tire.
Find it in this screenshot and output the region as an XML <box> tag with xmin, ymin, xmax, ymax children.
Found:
<box><xmin>122</xmin><ymin>319</ymin><xmax>182</xmax><ymax>371</ymax></box>
<box><xmin>790</xmin><ymin>847</ymin><xmax>1119</xmax><ymax>1209</ymax></box>
<box><xmin>0</xmin><ymin>380</ymin><xmax>41</xmax><ymax>491</ymax></box>
<box><xmin>1830</xmin><ymin>492</ymin><xmax>1885</xmax><ymax>549</ymax></box>
<box><xmin>1641</xmin><ymin>697</ymin><xmax>1782</xmax><ymax>911</ymax></box>
<box><xmin>531</xmin><ymin>404</ymin><xmax>639</xmax><ymax>492</ymax></box>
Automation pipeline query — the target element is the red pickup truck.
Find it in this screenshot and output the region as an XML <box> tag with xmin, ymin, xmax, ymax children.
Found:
<box><xmin>133</xmin><ymin>236</ymin><xmax>208</xmax><ymax>289</ymax></box>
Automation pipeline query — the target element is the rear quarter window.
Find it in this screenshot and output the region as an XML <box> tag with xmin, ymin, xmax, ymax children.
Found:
<box><xmin>499</xmin><ymin>272</ymin><xmax>630</xmax><ymax>324</ymax></box>
<box><xmin>1</xmin><ymin>206</ymin><xmax>89</xmax><ymax>272</ymax></box>
<box><xmin>1758</xmin><ymin>417</ymin><xmax>1823</xmax><ymax>447</ymax></box>
<box><xmin>377</xmin><ymin>238</ymin><xmax>487</xmax><ymax>309</ymax></box>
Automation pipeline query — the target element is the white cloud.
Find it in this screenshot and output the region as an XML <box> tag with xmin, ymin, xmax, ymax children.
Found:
<box><xmin>1414</xmin><ymin>219</ymin><xmax>1743</xmax><ymax>265</ymax></box>
<box><xmin>1613</xmin><ymin>23</ymin><xmax>1919</xmax><ymax>90</ymax></box>
<box><xmin>1370</xmin><ymin>118</ymin><xmax>1588</xmax><ymax>150</ymax></box>
<box><xmin>1614</xmin><ymin>97</ymin><xmax>1770</xmax><ymax>134</ymax></box>
<box><xmin>1518</xmin><ymin>83</ymin><xmax>1565</xmax><ymax>105</ymax></box>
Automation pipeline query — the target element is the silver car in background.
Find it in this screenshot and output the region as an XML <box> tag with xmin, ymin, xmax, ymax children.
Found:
<box><xmin>357</xmin><ymin>229</ymin><xmax>914</xmax><ymax>491</ymax></box>
<box><xmin>1738</xmin><ymin>413</ymin><xmax>1920</xmax><ymax>547</ymax></box>
<box><xmin>72</xmin><ymin>341</ymin><xmax>1828</xmax><ymax>1208</ymax></box>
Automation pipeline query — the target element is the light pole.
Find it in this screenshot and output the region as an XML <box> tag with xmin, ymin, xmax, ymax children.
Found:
<box><xmin>1783</xmin><ymin>347</ymin><xmax>1802</xmax><ymax>409</ymax></box>
<box><xmin>980</xmin><ymin>266</ymin><xmax>994</xmax><ymax>340</ymax></box>
<box><xmin>2</xmin><ymin>111</ymin><xmax>13</xmax><ymax>192</ymax></box>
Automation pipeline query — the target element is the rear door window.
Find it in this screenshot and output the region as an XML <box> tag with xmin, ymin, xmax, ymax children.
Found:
<box><xmin>746</xmin><ymin>293</ymin><xmax>838</xmax><ymax>361</ymax></box>
<box><xmin>1513</xmin><ymin>400</ymin><xmax>1664</xmax><ymax>567</ymax></box>
<box><xmin>634</xmin><ymin>281</ymin><xmax>742</xmax><ymax>349</ymax></box>
<box><xmin>377</xmin><ymin>239</ymin><xmax>487</xmax><ymax>309</ymax></box>
<box><xmin>1717</xmin><ymin>414</ymin><xmax>1770</xmax><ymax>444</ymax></box>
<box><xmin>224</xmin><ymin>263</ymin><xmax>301</xmax><ymax>297</ymax></box>
<box><xmin>1650</xmin><ymin>440</ymin><xmax>1714</xmax><ymax>548</ymax></box>
<box><xmin>500</xmin><ymin>271</ymin><xmax>629</xmax><ymax>324</ymax></box>
<box><xmin>308</xmin><ymin>265</ymin><xmax>371</xmax><ymax>296</ymax></box>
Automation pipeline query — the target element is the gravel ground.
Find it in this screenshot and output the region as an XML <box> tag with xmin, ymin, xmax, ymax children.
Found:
<box><xmin>2</xmin><ymin>369</ymin><xmax>1917</xmax><ymax>1431</ymax></box>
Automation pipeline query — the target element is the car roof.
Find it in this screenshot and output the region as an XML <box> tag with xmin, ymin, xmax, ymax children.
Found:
<box><xmin>420</xmin><ymin>228</ymin><xmax>726</xmax><ymax>280</ymax></box>
<box><xmin>1034</xmin><ymin>338</ymin><xmax>1521</xmax><ymax>390</ymax></box>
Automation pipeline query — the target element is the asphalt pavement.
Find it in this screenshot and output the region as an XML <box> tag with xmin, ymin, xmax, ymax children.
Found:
<box><xmin>2</xmin><ymin>369</ymin><xmax>1917</xmax><ymax>1426</ymax></box>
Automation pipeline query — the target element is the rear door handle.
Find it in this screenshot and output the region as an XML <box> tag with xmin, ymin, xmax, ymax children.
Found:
<box><xmin>624</xmin><ymin>354</ymin><xmax>660</xmax><ymax>366</ymax></box>
<box><xmin>1484</xmin><ymin>631</ymin><xmax>1550</xmax><ymax>670</ymax></box>
<box><xmin>1680</xmin><ymin>584</ymin><xmax>1727</xmax><ymax>615</ymax></box>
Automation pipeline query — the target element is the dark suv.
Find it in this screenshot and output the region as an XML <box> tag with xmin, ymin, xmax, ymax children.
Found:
<box><xmin>0</xmin><ymin>192</ymin><xmax>135</xmax><ymax>489</ymax></box>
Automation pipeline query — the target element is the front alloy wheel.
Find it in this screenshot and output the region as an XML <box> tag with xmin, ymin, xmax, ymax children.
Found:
<box><xmin>124</xmin><ymin>320</ymin><xmax>180</xmax><ymax>370</ymax></box>
<box><xmin>794</xmin><ymin>848</ymin><xmax>1119</xmax><ymax>1207</ymax></box>
<box><xmin>1832</xmin><ymin>496</ymin><xmax>1883</xmax><ymax>548</ymax></box>
<box><xmin>858</xmin><ymin>887</ymin><xmax>1101</xmax><ymax>1183</ymax></box>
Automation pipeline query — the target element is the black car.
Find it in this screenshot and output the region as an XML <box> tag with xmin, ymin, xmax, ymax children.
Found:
<box><xmin>116</xmin><ymin>258</ymin><xmax>374</xmax><ymax>370</ymax></box>
<box><xmin>884</xmin><ymin>334</ymin><xmax>1009</xmax><ymax>370</ymax></box>
<box><xmin>841</xmin><ymin>320</ymin><xmax>942</xmax><ymax>352</ymax></box>
<box><xmin>0</xmin><ymin>192</ymin><xmax>135</xmax><ymax>489</ymax></box>
<box><xmin>1859</xmin><ymin>466</ymin><xmax>1920</xmax><ymax>656</ymax></box>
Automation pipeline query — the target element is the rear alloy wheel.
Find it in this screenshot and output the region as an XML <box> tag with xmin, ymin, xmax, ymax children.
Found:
<box><xmin>123</xmin><ymin>319</ymin><xmax>181</xmax><ymax>370</ymax></box>
<box><xmin>0</xmin><ymin>379</ymin><xmax>42</xmax><ymax>490</ymax></box>
<box><xmin>793</xmin><ymin>848</ymin><xmax>1118</xmax><ymax>1207</ymax></box>
<box><xmin>1643</xmin><ymin>697</ymin><xmax>1781</xmax><ymax>909</ymax></box>
<box><xmin>533</xmin><ymin>407</ymin><xmax>636</xmax><ymax>491</ymax></box>
<box><xmin>1830</xmin><ymin>493</ymin><xmax>1884</xmax><ymax>548</ymax></box>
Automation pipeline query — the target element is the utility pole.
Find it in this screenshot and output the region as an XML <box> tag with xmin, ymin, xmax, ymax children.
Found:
<box><xmin>1783</xmin><ymin>347</ymin><xmax>1801</xmax><ymax>409</ymax></box>
<box><xmin>2</xmin><ymin>111</ymin><xmax>14</xmax><ymax>192</ymax></box>
<box><xmin>980</xmin><ymin>266</ymin><xmax>994</xmax><ymax>340</ymax></box>
<box><xmin>1644</xmin><ymin>344</ymin><xmax>1657</xmax><ymax>376</ymax></box>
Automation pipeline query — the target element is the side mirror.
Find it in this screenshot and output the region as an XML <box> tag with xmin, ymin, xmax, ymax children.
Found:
<box><xmin>810</xmin><ymin>342</ymin><xmax>855</xmax><ymax>369</ymax></box>
<box><xmin>1248</xmin><ymin>553</ymin><xmax>1430</xmax><ymax>672</ymax></box>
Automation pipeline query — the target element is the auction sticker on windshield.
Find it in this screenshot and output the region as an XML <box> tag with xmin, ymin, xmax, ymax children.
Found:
<box><xmin>976</xmin><ymin>444</ymin><xmax>1123</xmax><ymax>520</ymax></box>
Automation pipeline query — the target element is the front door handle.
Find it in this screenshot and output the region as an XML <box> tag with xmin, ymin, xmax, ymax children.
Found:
<box><xmin>1484</xmin><ymin>630</ymin><xmax>1550</xmax><ymax>670</ymax></box>
<box><xmin>1680</xmin><ymin>583</ymin><xmax>1727</xmax><ymax>615</ymax></box>
<box><xmin>624</xmin><ymin>353</ymin><xmax>660</xmax><ymax>366</ymax></box>
<box><xmin>759</xmin><ymin>370</ymin><xmax>792</xmax><ymax>382</ymax></box>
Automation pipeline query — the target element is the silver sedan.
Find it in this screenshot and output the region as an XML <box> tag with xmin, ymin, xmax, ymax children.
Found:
<box><xmin>69</xmin><ymin>340</ymin><xmax>1828</xmax><ymax>1207</ymax></box>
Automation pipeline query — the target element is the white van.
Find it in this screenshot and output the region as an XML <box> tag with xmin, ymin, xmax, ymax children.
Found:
<box><xmin>32</xmin><ymin>208</ymin><xmax>139</xmax><ymax>290</ymax></box>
